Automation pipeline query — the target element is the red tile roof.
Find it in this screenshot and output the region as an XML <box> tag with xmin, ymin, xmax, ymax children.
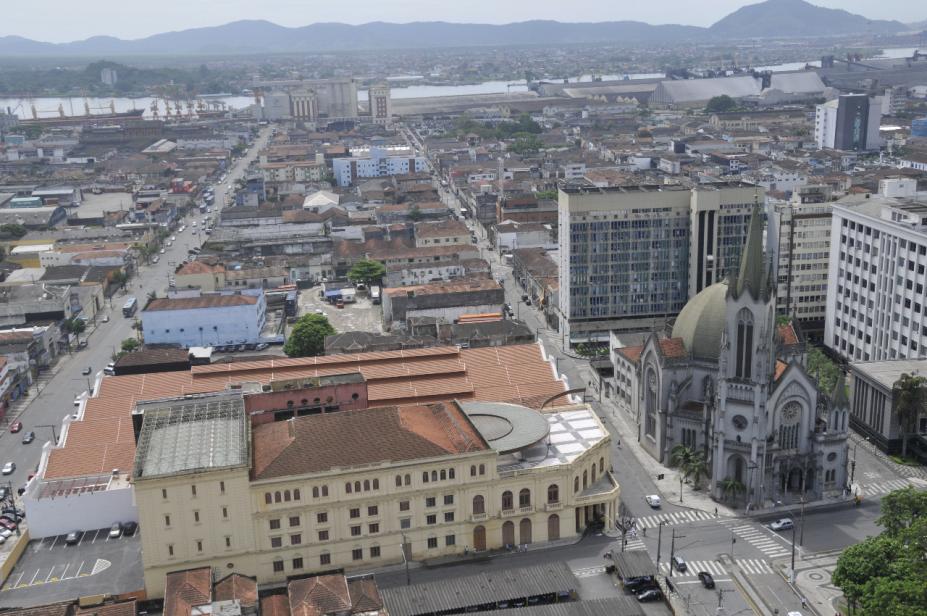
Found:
<box><xmin>775</xmin><ymin>359</ymin><xmax>788</xmax><ymax>381</ymax></box>
<box><xmin>660</xmin><ymin>337</ymin><xmax>687</xmax><ymax>358</ymax></box>
<box><xmin>616</xmin><ymin>345</ymin><xmax>643</xmax><ymax>363</ymax></box>
<box><xmin>777</xmin><ymin>322</ymin><xmax>799</xmax><ymax>346</ymax></box>
<box><xmin>163</xmin><ymin>567</ymin><xmax>211</xmax><ymax>616</ymax></box>
<box><xmin>213</xmin><ymin>573</ymin><xmax>257</xmax><ymax>607</ymax></box>
<box><xmin>176</xmin><ymin>261</ymin><xmax>225</xmax><ymax>276</ymax></box>
<box><xmin>261</xmin><ymin>595</ymin><xmax>291</xmax><ymax>616</ymax></box>
<box><xmin>145</xmin><ymin>294</ymin><xmax>257</xmax><ymax>311</ymax></box>
<box><xmin>288</xmin><ymin>575</ymin><xmax>353</xmax><ymax>616</ymax></box>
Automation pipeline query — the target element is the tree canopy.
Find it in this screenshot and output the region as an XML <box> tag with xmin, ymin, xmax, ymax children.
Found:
<box><xmin>892</xmin><ymin>373</ymin><xmax>926</xmax><ymax>458</ymax></box>
<box><xmin>832</xmin><ymin>487</ymin><xmax>927</xmax><ymax>615</ymax></box>
<box><xmin>284</xmin><ymin>314</ymin><xmax>336</xmax><ymax>358</ymax></box>
<box><xmin>347</xmin><ymin>259</ymin><xmax>386</xmax><ymax>287</ymax></box>
<box><xmin>705</xmin><ymin>95</ymin><xmax>737</xmax><ymax>113</ymax></box>
<box><xmin>807</xmin><ymin>346</ymin><xmax>842</xmax><ymax>394</ymax></box>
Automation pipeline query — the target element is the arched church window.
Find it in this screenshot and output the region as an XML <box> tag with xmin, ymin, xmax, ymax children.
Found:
<box><xmin>645</xmin><ymin>369</ymin><xmax>657</xmax><ymax>437</ymax></box>
<box><xmin>735</xmin><ymin>309</ymin><xmax>754</xmax><ymax>380</ymax></box>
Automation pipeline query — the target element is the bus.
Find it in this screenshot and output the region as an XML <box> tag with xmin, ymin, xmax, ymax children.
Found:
<box><xmin>122</xmin><ymin>296</ymin><xmax>138</xmax><ymax>317</ymax></box>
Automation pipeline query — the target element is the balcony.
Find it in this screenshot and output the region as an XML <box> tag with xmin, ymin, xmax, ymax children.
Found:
<box><xmin>544</xmin><ymin>501</ymin><xmax>563</xmax><ymax>512</ymax></box>
<box><xmin>501</xmin><ymin>505</ymin><xmax>533</xmax><ymax>518</ymax></box>
<box><xmin>470</xmin><ymin>512</ymin><xmax>488</xmax><ymax>522</ymax></box>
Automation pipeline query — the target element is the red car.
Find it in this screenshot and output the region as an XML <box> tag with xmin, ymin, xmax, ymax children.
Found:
<box><xmin>9</xmin><ymin>421</ymin><xmax>22</xmax><ymax>434</ymax></box>
<box><xmin>0</xmin><ymin>519</ymin><xmax>17</xmax><ymax>531</ymax></box>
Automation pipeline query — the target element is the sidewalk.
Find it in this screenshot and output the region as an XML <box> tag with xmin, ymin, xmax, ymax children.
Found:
<box><xmin>849</xmin><ymin>432</ymin><xmax>927</xmax><ymax>481</ymax></box>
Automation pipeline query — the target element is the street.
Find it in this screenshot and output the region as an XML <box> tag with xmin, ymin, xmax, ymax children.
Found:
<box><xmin>0</xmin><ymin>126</ymin><xmax>272</xmax><ymax>495</ymax></box>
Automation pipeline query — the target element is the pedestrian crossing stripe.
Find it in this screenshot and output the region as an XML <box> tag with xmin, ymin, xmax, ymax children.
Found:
<box><xmin>730</xmin><ymin>525</ymin><xmax>791</xmax><ymax>558</ymax></box>
<box><xmin>860</xmin><ymin>478</ymin><xmax>918</xmax><ymax>495</ymax></box>
<box><xmin>637</xmin><ymin>509</ymin><xmax>714</xmax><ymax>528</ymax></box>
<box><xmin>572</xmin><ymin>566</ymin><xmax>605</xmax><ymax>578</ymax></box>
<box><xmin>624</xmin><ymin>539</ymin><xmax>646</xmax><ymax>551</ymax></box>
<box><xmin>658</xmin><ymin>560</ymin><xmax>727</xmax><ymax>577</ymax></box>
<box><xmin>737</xmin><ymin>559</ymin><xmax>773</xmax><ymax>575</ymax></box>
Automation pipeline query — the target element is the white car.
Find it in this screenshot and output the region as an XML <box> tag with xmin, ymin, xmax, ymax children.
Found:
<box><xmin>1</xmin><ymin>462</ymin><xmax>15</xmax><ymax>475</ymax></box>
<box><xmin>151</xmin><ymin>256</ymin><xmax>160</xmax><ymax>264</ymax></box>
<box><xmin>170</xmin><ymin>235</ymin><xmax>176</xmax><ymax>241</ymax></box>
<box><xmin>159</xmin><ymin>248</ymin><xmax>166</xmax><ymax>254</ymax></box>
<box><xmin>101</xmin><ymin>315</ymin><xmax>110</xmax><ymax>323</ymax></box>
<box><xmin>644</xmin><ymin>495</ymin><xmax>661</xmax><ymax>508</ymax></box>
<box><xmin>770</xmin><ymin>518</ymin><xmax>794</xmax><ymax>531</ymax></box>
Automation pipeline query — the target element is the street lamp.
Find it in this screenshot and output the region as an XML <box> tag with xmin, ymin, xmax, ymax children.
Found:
<box><xmin>36</xmin><ymin>424</ymin><xmax>58</xmax><ymax>445</ymax></box>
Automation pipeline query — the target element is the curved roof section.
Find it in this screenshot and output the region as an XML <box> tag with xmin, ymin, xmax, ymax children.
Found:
<box><xmin>671</xmin><ymin>280</ymin><xmax>728</xmax><ymax>361</ymax></box>
<box><xmin>460</xmin><ymin>401</ymin><xmax>550</xmax><ymax>454</ymax></box>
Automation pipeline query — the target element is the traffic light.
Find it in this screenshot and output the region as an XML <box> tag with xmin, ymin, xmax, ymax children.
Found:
<box><xmin>657</xmin><ymin>473</ymin><xmax>665</xmax><ymax>480</ymax></box>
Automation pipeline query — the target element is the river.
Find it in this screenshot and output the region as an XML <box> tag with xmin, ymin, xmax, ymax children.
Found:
<box><xmin>1</xmin><ymin>46</ymin><xmax>919</xmax><ymax>119</ymax></box>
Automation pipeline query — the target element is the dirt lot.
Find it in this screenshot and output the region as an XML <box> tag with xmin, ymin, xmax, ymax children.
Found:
<box><xmin>297</xmin><ymin>285</ymin><xmax>383</xmax><ymax>335</ymax></box>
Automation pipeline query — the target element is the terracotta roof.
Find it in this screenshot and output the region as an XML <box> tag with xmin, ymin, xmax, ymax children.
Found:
<box><xmin>347</xmin><ymin>578</ymin><xmax>384</xmax><ymax>613</ymax></box>
<box><xmin>616</xmin><ymin>345</ymin><xmax>643</xmax><ymax>363</ymax></box>
<box><xmin>288</xmin><ymin>575</ymin><xmax>352</xmax><ymax>616</ymax></box>
<box><xmin>145</xmin><ymin>294</ymin><xmax>257</xmax><ymax>311</ymax></box>
<box><xmin>383</xmin><ymin>277</ymin><xmax>500</xmax><ymax>297</ymax></box>
<box><xmin>775</xmin><ymin>359</ymin><xmax>788</xmax><ymax>381</ymax></box>
<box><xmin>163</xmin><ymin>567</ymin><xmax>212</xmax><ymax>616</ymax></box>
<box><xmin>214</xmin><ymin>573</ymin><xmax>258</xmax><ymax>607</ymax></box>
<box><xmin>414</xmin><ymin>219</ymin><xmax>469</xmax><ymax>238</ymax></box>
<box><xmin>659</xmin><ymin>337</ymin><xmax>687</xmax><ymax>358</ymax></box>
<box><xmin>253</xmin><ymin>402</ymin><xmax>489</xmax><ymax>480</ymax></box>
<box><xmin>0</xmin><ymin>603</ymin><xmax>71</xmax><ymax>616</ymax></box>
<box><xmin>777</xmin><ymin>322</ymin><xmax>799</xmax><ymax>346</ymax></box>
<box><xmin>75</xmin><ymin>600</ymin><xmax>137</xmax><ymax>616</ymax></box>
<box><xmin>261</xmin><ymin>595</ymin><xmax>291</xmax><ymax>616</ymax></box>
<box><xmin>176</xmin><ymin>261</ymin><xmax>225</xmax><ymax>276</ymax></box>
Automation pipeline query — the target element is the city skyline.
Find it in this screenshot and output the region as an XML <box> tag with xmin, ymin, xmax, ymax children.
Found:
<box><xmin>1</xmin><ymin>0</ymin><xmax>923</xmax><ymax>44</ymax></box>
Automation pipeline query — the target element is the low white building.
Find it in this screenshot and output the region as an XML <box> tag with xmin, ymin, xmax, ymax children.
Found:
<box><xmin>141</xmin><ymin>290</ymin><xmax>267</xmax><ymax>348</ymax></box>
<box><xmin>495</xmin><ymin>221</ymin><xmax>554</xmax><ymax>253</ymax></box>
<box><xmin>332</xmin><ymin>146</ymin><xmax>428</xmax><ymax>187</ymax></box>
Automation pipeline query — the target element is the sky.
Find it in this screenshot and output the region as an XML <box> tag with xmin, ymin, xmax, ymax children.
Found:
<box><xmin>2</xmin><ymin>0</ymin><xmax>924</xmax><ymax>43</ymax></box>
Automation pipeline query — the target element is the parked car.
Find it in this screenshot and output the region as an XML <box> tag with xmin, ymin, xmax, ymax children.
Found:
<box><xmin>9</xmin><ymin>421</ymin><xmax>22</xmax><ymax>434</ymax></box>
<box><xmin>636</xmin><ymin>589</ymin><xmax>663</xmax><ymax>602</ymax></box>
<box><xmin>1</xmin><ymin>462</ymin><xmax>15</xmax><ymax>475</ymax></box>
<box><xmin>624</xmin><ymin>577</ymin><xmax>657</xmax><ymax>594</ymax></box>
<box><xmin>81</xmin><ymin>366</ymin><xmax>92</xmax><ymax>375</ymax></box>
<box><xmin>2</xmin><ymin>508</ymin><xmax>24</xmax><ymax>519</ymax></box>
<box><xmin>108</xmin><ymin>522</ymin><xmax>122</xmax><ymax>539</ymax></box>
<box><xmin>21</xmin><ymin>431</ymin><xmax>34</xmax><ymax>445</ymax></box>
<box><xmin>0</xmin><ymin>519</ymin><xmax>17</xmax><ymax>531</ymax></box>
<box><xmin>1</xmin><ymin>513</ymin><xmax>21</xmax><ymax>524</ymax></box>
<box><xmin>104</xmin><ymin>362</ymin><xmax>116</xmax><ymax>376</ymax></box>
<box><xmin>255</xmin><ymin>343</ymin><xmax>269</xmax><ymax>351</ymax></box>
<box><xmin>671</xmin><ymin>555</ymin><xmax>687</xmax><ymax>572</ymax></box>
<box><xmin>170</xmin><ymin>236</ymin><xmax>176</xmax><ymax>241</ymax></box>
<box><xmin>122</xmin><ymin>521</ymin><xmax>138</xmax><ymax>536</ymax></box>
<box><xmin>644</xmin><ymin>494</ymin><xmax>661</xmax><ymax>508</ymax></box>
<box><xmin>0</xmin><ymin>529</ymin><xmax>11</xmax><ymax>539</ymax></box>
<box><xmin>159</xmin><ymin>248</ymin><xmax>166</xmax><ymax>254</ymax></box>
<box><xmin>152</xmin><ymin>256</ymin><xmax>160</xmax><ymax>264</ymax></box>
<box><xmin>770</xmin><ymin>518</ymin><xmax>794</xmax><ymax>532</ymax></box>
<box><xmin>65</xmin><ymin>530</ymin><xmax>82</xmax><ymax>545</ymax></box>
<box><xmin>101</xmin><ymin>315</ymin><xmax>110</xmax><ymax>323</ymax></box>
<box><xmin>0</xmin><ymin>487</ymin><xmax>8</xmax><ymax>500</ymax></box>
<box><xmin>698</xmin><ymin>571</ymin><xmax>715</xmax><ymax>588</ymax></box>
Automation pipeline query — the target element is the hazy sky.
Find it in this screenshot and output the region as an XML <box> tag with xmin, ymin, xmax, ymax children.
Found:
<box><xmin>3</xmin><ymin>0</ymin><xmax>923</xmax><ymax>42</ymax></box>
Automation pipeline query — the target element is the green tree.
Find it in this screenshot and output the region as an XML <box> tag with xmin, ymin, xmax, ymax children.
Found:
<box><xmin>63</xmin><ymin>317</ymin><xmax>86</xmax><ymax>336</ymax></box>
<box><xmin>407</xmin><ymin>205</ymin><xmax>424</xmax><ymax>222</ymax></box>
<box><xmin>284</xmin><ymin>314</ymin><xmax>336</xmax><ymax>358</ymax></box>
<box><xmin>670</xmin><ymin>444</ymin><xmax>710</xmax><ymax>494</ymax></box>
<box><xmin>705</xmin><ymin>95</ymin><xmax>737</xmax><ymax>113</ymax></box>
<box><xmin>0</xmin><ymin>223</ymin><xmax>27</xmax><ymax>238</ymax></box>
<box><xmin>509</xmin><ymin>135</ymin><xmax>543</xmax><ymax>155</ymax></box>
<box><xmin>892</xmin><ymin>374</ymin><xmax>926</xmax><ymax>459</ymax></box>
<box><xmin>347</xmin><ymin>259</ymin><xmax>386</xmax><ymax>288</ymax></box>
<box><xmin>833</xmin><ymin>487</ymin><xmax>927</xmax><ymax>615</ymax></box>
<box><xmin>719</xmin><ymin>476</ymin><xmax>745</xmax><ymax>505</ymax></box>
<box><xmin>111</xmin><ymin>271</ymin><xmax>129</xmax><ymax>290</ymax></box>
<box><xmin>807</xmin><ymin>347</ymin><xmax>842</xmax><ymax>394</ymax></box>
<box><xmin>120</xmin><ymin>338</ymin><xmax>140</xmax><ymax>353</ymax></box>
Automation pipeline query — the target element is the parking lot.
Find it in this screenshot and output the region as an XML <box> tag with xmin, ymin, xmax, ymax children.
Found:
<box><xmin>0</xmin><ymin>527</ymin><xmax>143</xmax><ymax>608</ymax></box>
<box><xmin>299</xmin><ymin>285</ymin><xmax>383</xmax><ymax>334</ymax></box>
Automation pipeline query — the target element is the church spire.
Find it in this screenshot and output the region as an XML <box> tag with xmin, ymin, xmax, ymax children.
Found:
<box><xmin>733</xmin><ymin>191</ymin><xmax>766</xmax><ymax>299</ymax></box>
<box><xmin>831</xmin><ymin>370</ymin><xmax>850</xmax><ymax>409</ymax></box>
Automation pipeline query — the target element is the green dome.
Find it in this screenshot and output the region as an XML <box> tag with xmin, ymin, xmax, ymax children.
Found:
<box><xmin>671</xmin><ymin>280</ymin><xmax>729</xmax><ymax>361</ymax></box>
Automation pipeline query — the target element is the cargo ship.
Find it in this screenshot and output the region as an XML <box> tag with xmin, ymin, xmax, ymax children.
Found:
<box><xmin>18</xmin><ymin>105</ymin><xmax>146</xmax><ymax>127</ymax></box>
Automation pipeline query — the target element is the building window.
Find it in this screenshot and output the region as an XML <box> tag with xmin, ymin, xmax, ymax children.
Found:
<box><xmin>399</xmin><ymin>500</ymin><xmax>410</xmax><ymax>511</ymax></box>
<box><xmin>404</xmin><ymin>474</ymin><xmax>411</xmax><ymax>486</ymax></box>
<box><xmin>322</xmin><ymin>485</ymin><xmax>328</xmax><ymax>497</ymax></box>
<box><xmin>317</xmin><ymin>512</ymin><xmax>328</xmax><ymax>524</ymax></box>
<box><xmin>373</xmin><ymin>479</ymin><xmax>379</xmax><ymax>490</ymax></box>
<box><xmin>479</xmin><ymin>464</ymin><xmax>485</xmax><ymax>475</ymax></box>
<box><xmin>320</xmin><ymin>553</ymin><xmax>331</xmax><ymax>566</ymax></box>
<box><xmin>519</xmin><ymin>489</ymin><xmax>531</xmax><ymax>508</ymax></box>
<box><xmin>370</xmin><ymin>545</ymin><xmax>381</xmax><ymax>558</ymax></box>
<box><xmin>270</xmin><ymin>537</ymin><xmax>282</xmax><ymax>548</ymax></box>
<box><xmin>167</xmin><ymin>544</ymin><xmax>174</xmax><ymax>557</ymax></box>
<box><xmin>470</xmin><ymin>465</ymin><xmax>476</xmax><ymax>477</ymax></box>
<box><xmin>193</xmin><ymin>511</ymin><xmax>200</xmax><ymax>523</ymax></box>
<box><xmin>351</xmin><ymin>525</ymin><xmax>361</xmax><ymax>536</ymax></box>
<box><xmin>423</xmin><ymin>472</ymin><xmax>429</xmax><ymax>483</ymax></box>
<box><xmin>473</xmin><ymin>495</ymin><xmax>485</xmax><ymax>514</ymax></box>
<box><xmin>445</xmin><ymin>534</ymin><xmax>456</xmax><ymax>546</ymax></box>
<box><xmin>547</xmin><ymin>484</ymin><xmax>559</xmax><ymax>504</ymax></box>
<box><xmin>440</xmin><ymin>470</ymin><xmax>446</xmax><ymax>481</ymax></box>
<box><xmin>502</xmin><ymin>491</ymin><xmax>513</xmax><ymax>510</ymax></box>
<box><xmin>313</xmin><ymin>486</ymin><xmax>320</xmax><ymax>498</ymax></box>
<box><xmin>346</xmin><ymin>482</ymin><xmax>352</xmax><ymax>494</ymax></box>
<box><xmin>369</xmin><ymin>523</ymin><xmax>380</xmax><ymax>534</ymax></box>
<box><xmin>196</xmin><ymin>540</ymin><xmax>203</xmax><ymax>552</ymax></box>
<box><xmin>350</xmin><ymin>508</ymin><xmax>360</xmax><ymax>518</ymax></box>
<box><xmin>284</xmin><ymin>490</ymin><xmax>291</xmax><ymax>502</ymax></box>
<box><xmin>265</xmin><ymin>493</ymin><xmax>272</xmax><ymax>504</ymax></box>
<box><xmin>443</xmin><ymin>495</ymin><xmax>454</xmax><ymax>505</ymax></box>
<box><xmin>274</xmin><ymin>491</ymin><xmax>281</xmax><ymax>503</ymax></box>
<box><xmin>354</xmin><ymin>481</ymin><xmax>361</xmax><ymax>492</ymax></box>
<box><xmin>368</xmin><ymin>505</ymin><xmax>378</xmax><ymax>516</ymax></box>
<box><xmin>426</xmin><ymin>514</ymin><xmax>437</xmax><ymax>525</ymax></box>
<box><xmin>290</xmin><ymin>534</ymin><xmax>302</xmax><ymax>545</ymax></box>
<box><xmin>289</xmin><ymin>516</ymin><xmax>300</xmax><ymax>527</ymax></box>
<box><xmin>318</xmin><ymin>530</ymin><xmax>329</xmax><ymax>541</ymax></box>
<box><xmin>426</xmin><ymin>497</ymin><xmax>436</xmax><ymax>507</ymax></box>
<box><xmin>449</xmin><ymin>469</ymin><xmax>455</xmax><ymax>479</ymax></box>
<box><xmin>294</xmin><ymin>488</ymin><xmax>301</xmax><ymax>500</ymax></box>
<box><xmin>352</xmin><ymin>548</ymin><xmax>363</xmax><ymax>561</ymax></box>
<box><xmin>396</xmin><ymin>475</ymin><xmax>402</xmax><ymax>487</ymax></box>
<box><xmin>191</xmin><ymin>485</ymin><xmax>197</xmax><ymax>497</ymax></box>
<box><xmin>292</xmin><ymin>557</ymin><xmax>304</xmax><ymax>570</ymax></box>
<box><xmin>736</xmin><ymin>308</ymin><xmax>754</xmax><ymax>380</ymax></box>
<box><xmin>269</xmin><ymin>519</ymin><xmax>281</xmax><ymax>530</ymax></box>
<box><xmin>574</xmin><ymin>477</ymin><xmax>579</xmax><ymax>493</ymax></box>
<box><xmin>444</xmin><ymin>512</ymin><xmax>455</xmax><ymax>523</ymax></box>
<box><xmin>162</xmin><ymin>489</ymin><xmax>168</xmax><ymax>500</ymax></box>
<box><xmin>431</xmin><ymin>470</ymin><xmax>438</xmax><ymax>482</ymax></box>
<box><xmin>363</xmin><ymin>480</ymin><xmax>370</xmax><ymax>491</ymax></box>
<box><xmin>219</xmin><ymin>481</ymin><xmax>225</xmax><ymax>494</ymax></box>
<box><xmin>400</xmin><ymin>518</ymin><xmax>411</xmax><ymax>529</ymax></box>
<box><xmin>164</xmin><ymin>515</ymin><xmax>171</xmax><ymax>527</ymax></box>
<box><xmin>273</xmin><ymin>560</ymin><xmax>284</xmax><ymax>573</ymax></box>
<box><xmin>427</xmin><ymin>537</ymin><xmax>438</xmax><ymax>549</ymax></box>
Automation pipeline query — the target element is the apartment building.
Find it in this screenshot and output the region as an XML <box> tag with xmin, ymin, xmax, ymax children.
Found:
<box><xmin>768</xmin><ymin>190</ymin><xmax>833</xmax><ymax>336</ymax></box>
<box><xmin>814</xmin><ymin>94</ymin><xmax>883</xmax><ymax>151</ymax></box>
<box><xmin>332</xmin><ymin>147</ymin><xmax>428</xmax><ymax>187</ymax></box>
<box><xmin>825</xmin><ymin>195</ymin><xmax>927</xmax><ymax>363</ymax></box>
<box><xmin>558</xmin><ymin>182</ymin><xmax>762</xmax><ymax>344</ymax></box>
<box><xmin>141</xmin><ymin>291</ymin><xmax>267</xmax><ymax>348</ymax></box>
<box><xmin>134</xmin><ymin>394</ymin><xmax>618</xmax><ymax>598</ymax></box>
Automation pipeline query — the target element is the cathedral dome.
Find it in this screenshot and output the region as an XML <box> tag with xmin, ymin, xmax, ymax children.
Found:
<box><xmin>671</xmin><ymin>280</ymin><xmax>729</xmax><ymax>361</ymax></box>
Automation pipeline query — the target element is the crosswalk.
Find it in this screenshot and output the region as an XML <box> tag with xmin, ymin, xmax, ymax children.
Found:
<box><xmin>659</xmin><ymin>560</ymin><xmax>726</xmax><ymax>577</ymax></box>
<box><xmin>624</xmin><ymin>538</ymin><xmax>646</xmax><ymax>551</ymax></box>
<box><xmin>736</xmin><ymin>558</ymin><xmax>773</xmax><ymax>575</ymax></box>
<box><xmin>858</xmin><ymin>477</ymin><xmax>925</xmax><ymax>496</ymax></box>
<box><xmin>573</xmin><ymin>557</ymin><xmax>772</xmax><ymax>581</ymax></box>
<box><xmin>728</xmin><ymin>523</ymin><xmax>791</xmax><ymax>559</ymax></box>
<box><xmin>572</xmin><ymin>565</ymin><xmax>605</xmax><ymax>578</ymax></box>
<box><xmin>636</xmin><ymin>509</ymin><xmax>715</xmax><ymax>528</ymax></box>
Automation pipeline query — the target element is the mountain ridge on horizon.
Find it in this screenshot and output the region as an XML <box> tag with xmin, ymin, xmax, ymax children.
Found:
<box><xmin>0</xmin><ymin>0</ymin><xmax>915</xmax><ymax>56</ymax></box>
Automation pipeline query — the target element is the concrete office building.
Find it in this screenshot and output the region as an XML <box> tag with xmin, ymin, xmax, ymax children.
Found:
<box><xmin>134</xmin><ymin>394</ymin><xmax>619</xmax><ymax>597</ymax></box>
<box><xmin>825</xmin><ymin>195</ymin><xmax>927</xmax><ymax>363</ymax></box>
<box><xmin>558</xmin><ymin>182</ymin><xmax>763</xmax><ymax>344</ymax></box>
<box><xmin>814</xmin><ymin>94</ymin><xmax>883</xmax><ymax>151</ymax></box>
<box><xmin>768</xmin><ymin>189</ymin><xmax>833</xmax><ymax>335</ymax></box>
<box><xmin>333</xmin><ymin>147</ymin><xmax>428</xmax><ymax>187</ymax></box>
<box><xmin>848</xmin><ymin>359</ymin><xmax>927</xmax><ymax>459</ymax></box>
<box><xmin>368</xmin><ymin>83</ymin><xmax>392</xmax><ymax>125</ymax></box>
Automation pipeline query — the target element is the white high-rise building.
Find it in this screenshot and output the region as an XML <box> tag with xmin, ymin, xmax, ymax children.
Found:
<box><xmin>814</xmin><ymin>94</ymin><xmax>883</xmax><ymax>151</ymax></box>
<box><xmin>825</xmin><ymin>194</ymin><xmax>927</xmax><ymax>363</ymax></box>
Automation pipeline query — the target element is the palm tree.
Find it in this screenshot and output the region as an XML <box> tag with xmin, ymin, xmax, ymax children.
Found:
<box><xmin>719</xmin><ymin>477</ymin><xmax>745</xmax><ymax>505</ymax></box>
<box><xmin>670</xmin><ymin>444</ymin><xmax>702</xmax><ymax>501</ymax></box>
<box><xmin>893</xmin><ymin>373</ymin><xmax>926</xmax><ymax>459</ymax></box>
<box><xmin>686</xmin><ymin>452</ymin><xmax>710</xmax><ymax>490</ymax></box>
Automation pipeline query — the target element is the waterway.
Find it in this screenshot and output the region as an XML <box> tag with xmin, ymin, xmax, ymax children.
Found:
<box><xmin>1</xmin><ymin>46</ymin><xmax>919</xmax><ymax>119</ymax></box>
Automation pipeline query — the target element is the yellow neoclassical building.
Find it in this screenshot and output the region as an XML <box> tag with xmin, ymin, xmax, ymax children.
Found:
<box><xmin>132</xmin><ymin>393</ymin><xmax>619</xmax><ymax>598</ymax></box>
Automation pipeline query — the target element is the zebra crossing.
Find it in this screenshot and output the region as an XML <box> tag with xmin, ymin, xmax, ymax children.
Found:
<box><xmin>624</xmin><ymin>537</ymin><xmax>646</xmax><ymax>551</ymax></box>
<box><xmin>572</xmin><ymin>565</ymin><xmax>605</xmax><ymax>579</ymax></box>
<box><xmin>729</xmin><ymin>523</ymin><xmax>791</xmax><ymax>559</ymax></box>
<box><xmin>736</xmin><ymin>558</ymin><xmax>774</xmax><ymax>575</ymax></box>
<box><xmin>659</xmin><ymin>560</ymin><xmax>726</xmax><ymax>577</ymax></box>
<box><xmin>858</xmin><ymin>477</ymin><xmax>926</xmax><ymax>496</ymax></box>
<box><xmin>636</xmin><ymin>509</ymin><xmax>715</xmax><ymax>528</ymax></box>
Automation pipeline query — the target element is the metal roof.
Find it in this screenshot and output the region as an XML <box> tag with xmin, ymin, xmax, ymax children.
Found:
<box><xmin>461</xmin><ymin>401</ymin><xmax>550</xmax><ymax>454</ymax></box>
<box><xmin>613</xmin><ymin>551</ymin><xmax>657</xmax><ymax>580</ymax></box>
<box><xmin>380</xmin><ymin>563</ymin><xmax>578</xmax><ymax>616</ymax></box>
<box><xmin>474</xmin><ymin>598</ymin><xmax>644</xmax><ymax>616</ymax></box>
<box><xmin>133</xmin><ymin>392</ymin><xmax>249</xmax><ymax>479</ymax></box>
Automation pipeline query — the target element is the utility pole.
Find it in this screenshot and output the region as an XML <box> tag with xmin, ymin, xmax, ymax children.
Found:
<box><xmin>36</xmin><ymin>424</ymin><xmax>58</xmax><ymax>445</ymax></box>
<box><xmin>790</xmin><ymin>515</ymin><xmax>797</xmax><ymax>583</ymax></box>
<box><xmin>730</xmin><ymin>530</ymin><xmax>737</xmax><ymax>559</ymax></box>
<box><xmin>401</xmin><ymin>533</ymin><xmax>411</xmax><ymax>586</ymax></box>
<box><xmin>656</xmin><ymin>521</ymin><xmax>665</xmax><ymax>571</ymax></box>
<box><xmin>668</xmin><ymin>528</ymin><xmax>684</xmax><ymax>577</ymax></box>
<box><xmin>799</xmin><ymin>495</ymin><xmax>807</xmax><ymax>547</ymax></box>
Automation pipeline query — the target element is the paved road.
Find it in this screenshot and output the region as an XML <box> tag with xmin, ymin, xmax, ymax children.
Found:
<box><xmin>0</xmin><ymin>126</ymin><xmax>272</xmax><ymax>494</ymax></box>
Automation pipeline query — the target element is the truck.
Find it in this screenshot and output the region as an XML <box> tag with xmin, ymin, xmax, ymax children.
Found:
<box><xmin>369</xmin><ymin>285</ymin><xmax>381</xmax><ymax>305</ymax></box>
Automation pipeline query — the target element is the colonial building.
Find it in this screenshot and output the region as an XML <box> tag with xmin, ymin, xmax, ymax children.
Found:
<box><xmin>612</xmin><ymin>202</ymin><xmax>850</xmax><ymax>507</ymax></box>
<box><xmin>133</xmin><ymin>394</ymin><xmax>619</xmax><ymax>598</ymax></box>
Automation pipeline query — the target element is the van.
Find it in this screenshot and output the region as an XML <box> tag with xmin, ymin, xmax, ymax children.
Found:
<box><xmin>103</xmin><ymin>362</ymin><xmax>116</xmax><ymax>376</ymax></box>
<box><xmin>671</xmin><ymin>555</ymin><xmax>687</xmax><ymax>572</ymax></box>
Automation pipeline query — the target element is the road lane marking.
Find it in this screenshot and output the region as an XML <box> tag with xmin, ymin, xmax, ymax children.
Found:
<box><xmin>28</xmin><ymin>569</ymin><xmax>40</xmax><ymax>585</ymax></box>
<box><xmin>49</xmin><ymin>535</ymin><xmax>60</xmax><ymax>550</ymax></box>
<box><xmin>45</xmin><ymin>565</ymin><xmax>59</xmax><ymax>583</ymax></box>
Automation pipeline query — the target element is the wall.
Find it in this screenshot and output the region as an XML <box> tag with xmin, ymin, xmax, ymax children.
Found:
<box><xmin>23</xmin><ymin>484</ymin><xmax>137</xmax><ymax>538</ymax></box>
<box><xmin>142</xmin><ymin>300</ymin><xmax>265</xmax><ymax>347</ymax></box>
<box><xmin>245</xmin><ymin>383</ymin><xmax>369</xmax><ymax>425</ymax></box>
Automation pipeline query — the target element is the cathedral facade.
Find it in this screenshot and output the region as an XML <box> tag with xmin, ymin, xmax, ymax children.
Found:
<box><xmin>612</xmin><ymin>204</ymin><xmax>850</xmax><ymax>507</ymax></box>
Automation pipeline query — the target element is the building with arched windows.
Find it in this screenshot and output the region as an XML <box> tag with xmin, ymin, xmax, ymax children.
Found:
<box><xmin>612</xmin><ymin>202</ymin><xmax>849</xmax><ymax>508</ymax></box>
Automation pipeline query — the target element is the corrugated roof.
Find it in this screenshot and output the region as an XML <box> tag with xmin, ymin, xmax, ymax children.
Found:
<box><xmin>475</xmin><ymin>598</ymin><xmax>644</xmax><ymax>616</ymax></box>
<box><xmin>163</xmin><ymin>567</ymin><xmax>212</xmax><ymax>616</ymax></box>
<box><xmin>145</xmin><ymin>294</ymin><xmax>258</xmax><ymax>311</ymax></box>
